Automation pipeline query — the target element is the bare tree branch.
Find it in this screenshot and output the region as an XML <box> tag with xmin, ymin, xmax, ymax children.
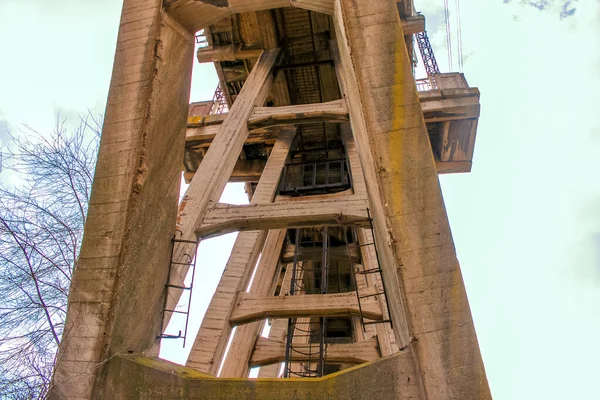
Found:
<box><xmin>0</xmin><ymin>114</ymin><xmax>100</xmax><ymax>399</ymax></box>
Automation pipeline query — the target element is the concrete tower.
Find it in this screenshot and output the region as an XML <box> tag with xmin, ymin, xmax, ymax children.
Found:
<box><xmin>50</xmin><ymin>1</ymin><xmax>490</xmax><ymax>399</ymax></box>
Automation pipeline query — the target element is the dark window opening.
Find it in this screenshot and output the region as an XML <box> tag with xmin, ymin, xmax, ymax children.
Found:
<box><xmin>323</xmin><ymin>364</ymin><xmax>342</xmax><ymax>375</ymax></box>
<box><xmin>279</xmin><ymin>124</ymin><xmax>352</xmax><ymax>196</ymax></box>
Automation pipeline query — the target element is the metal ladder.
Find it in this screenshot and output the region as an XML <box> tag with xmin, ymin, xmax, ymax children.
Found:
<box><xmin>195</xmin><ymin>29</ymin><xmax>209</xmax><ymax>48</ymax></box>
<box><xmin>211</xmin><ymin>84</ymin><xmax>229</xmax><ymax>115</ymax></box>
<box><xmin>283</xmin><ymin>319</ymin><xmax>326</xmax><ymax>378</ymax></box>
<box><xmin>157</xmin><ymin>235</ymin><xmax>199</xmax><ymax>347</ymax></box>
<box><xmin>416</xmin><ymin>30</ymin><xmax>440</xmax><ymax>81</ymax></box>
<box><xmin>346</xmin><ymin>209</ymin><xmax>393</xmax><ymax>330</ymax></box>
<box><xmin>283</xmin><ymin>227</ymin><xmax>328</xmax><ymax>378</ymax></box>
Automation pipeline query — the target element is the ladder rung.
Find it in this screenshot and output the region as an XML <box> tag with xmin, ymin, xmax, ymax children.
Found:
<box><xmin>169</xmin><ymin>261</ymin><xmax>194</xmax><ymax>266</ymax></box>
<box><xmin>357</xmin><ymin>242</ymin><xmax>375</xmax><ymax>247</ymax></box>
<box><xmin>166</xmin><ymin>284</ymin><xmax>192</xmax><ymax>290</ymax></box>
<box><xmin>172</xmin><ymin>238</ymin><xmax>198</xmax><ymax>244</ymax></box>
<box><xmin>359</xmin><ymin>292</ymin><xmax>385</xmax><ymax>299</ymax></box>
<box><xmin>363</xmin><ymin>320</ymin><xmax>391</xmax><ymax>326</ymax></box>
<box><xmin>289</xmin><ymin>348</ymin><xmax>320</xmax><ymax>354</ymax></box>
<box><xmin>157</xmin><ymin>330</ymin><xmax>183</xmax><ymax>339</ymax></box>
<box><xmin>165</xmin><ymin>309</ymin><xmax>188</xmax><ymax>315</ymax></box>
<box><xmin>357</xmin><ymin>268</ymin><xmax>382</xmax><ymax>275</ymax></box>
<box><xmin>158</xmin><ymin>334</ymin><xmax>185</xmax><ymax>339</ymax></box>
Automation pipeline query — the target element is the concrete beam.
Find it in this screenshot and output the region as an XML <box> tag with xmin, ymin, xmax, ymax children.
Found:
<box><xmin>419</xmin><ymin>89</ymin><xmax>481</xmax><ymax>123</ymax></box>
<box><xmin>250</xmin><ymin>337</ymin><xmax>380</xmax><ymax>366</ymax></box>
<box><xmin>184</xmin><ymin>159</ymin><xmax>267</xmax><ymax>184</ymax></box>
<box><xmin>49</xmin><ymin>3</ymin><xmax>195</xmax><ymax>398</ymax></box>
<box><xmin>100</xmin><ymin>352</ymin><xmax>422</xmax><ymax>399</ymax></box>
<box><xmin>340</xmin><ymin>125</ymin><xmax>399</xmax><ymax>355</ymax></box>
<box><xmin>186</xmin><ymin>125</ymin><xmax>278</xmax><ymax>147</ymax></box>
<box><xmin>197</xmin><ymin>197</ymin><xmax>370</xmax><ymax>239</ymax></box>
<box><xmin>333</xmin><ymin>0</ymin><xmax>491</xmax><ymax>398</ymax></box>
<box><xmin>185</xmin><ymin>90</ymin><xmax>480</xmax><ymax>144</ymax></box>
<box><xmin>165</xmin><ymin>0</ymin><xmax>337</xmax><ymax>32</ymax></box>
<box><xmin>163</xmin><ymin>1</ymin><xmax>231</xmax><ymax>32</ymax></box>
<box><xmin>401</xmin><ymin>15</ymin><xmax>425</xmax><ymax>35</ymax></box>
<box><xmin>230</xmin><ymin>291</ymin><xmax>383</xmax><ymax>325</ymax></box>
<box><xmin>197</xmin><ymin>44</ymin><xmax>264</xmax><ymax>63</ymax></box>
<box><xmin>290</xmin><ymin>0</ymin><xmax>335</xmax><ymax>14</ymax></box>
<box><xmin>435</xmin><ymin>160</ymin><xmax>472</xmax><ymax>174</ymax></box>
<box><xmin>248</xmin><ymin>100</ymin><xmax>349</xmax><ymax>130</ymax></box>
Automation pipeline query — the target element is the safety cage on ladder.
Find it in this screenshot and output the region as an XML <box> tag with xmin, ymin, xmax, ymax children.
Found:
<box><xmin>281</xmin><ymin>213</ymin><xmax>393</xmax><ymax>378</ymax></box>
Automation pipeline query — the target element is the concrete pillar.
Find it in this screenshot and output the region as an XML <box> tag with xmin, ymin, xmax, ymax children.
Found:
<box><xmin>333</xmin><ymin>0</ymin><xmax>491</xmax><ymax>398</ymax></box>
<box><xmin>49</xmin><ymin>1</ymin><xmax>195</xmax><ymax>398</ymax></box>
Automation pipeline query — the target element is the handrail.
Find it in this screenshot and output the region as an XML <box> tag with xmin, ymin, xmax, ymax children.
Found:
<box><xmin>195</xmin><ymin>29</ymin><xmax>209</xmax><ymax>49</ymax></box>
<box><xmin>210</xmin><ymin>85</ymin><xmax>228</xmax><ymax>115</ymax></box>
<box><xmin>415</xmin><ymin>76</ymin><xmax>437</xmax><ymax>92</ymax></box>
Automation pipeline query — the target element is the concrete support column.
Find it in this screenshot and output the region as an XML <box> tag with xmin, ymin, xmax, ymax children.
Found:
<box><xmin>333</xmin><ymin>0</ymin><xmax>491</xmax><ymax>398</ymax></box>
<box><xmin>49</xmin><ymin>1</ymin><xmax>195</xmax><ymax>398</ymax></box>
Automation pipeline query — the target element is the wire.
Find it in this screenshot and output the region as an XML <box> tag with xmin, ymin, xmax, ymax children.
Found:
<box><xmin>443</xmin><ymin>0</ymin><xmax>453</xmax><ymax>70</ymax></box>
<box><xmin>455</xmin><ymin>0</ymin><xmax>464</xmax><ymax>70</ymax></box>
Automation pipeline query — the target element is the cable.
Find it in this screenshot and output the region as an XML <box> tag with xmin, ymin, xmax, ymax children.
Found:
<box><xmin>455</xmin><ymin>0</ymin><xmax>464</xmax><ymax>70</ymax></box>
<box><xmin>443</xmin><ymin>0</ymin><xmax>453</xmax><ymax>70</ymax></box>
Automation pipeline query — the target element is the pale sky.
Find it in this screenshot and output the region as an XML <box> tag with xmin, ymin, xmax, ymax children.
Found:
<box><xmin>1</xmin><ymin>0</ymin><xmax>599</xmax><ymax>398</ymax></box>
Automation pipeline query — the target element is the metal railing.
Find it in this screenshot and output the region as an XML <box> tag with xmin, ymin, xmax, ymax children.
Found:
<box><xmin>195</xmin><ymin>29</ymin><xmax>209</xmax><ymax>49</ymax></box>
<box><xmin>415</xmin><ymin>76</ymin><xmax>437</xmax><ymax>92</ymax></box>
<box><xmin>279</xmin><ymin>159</ymin><xmax>351</xmax><ymax>195</ymax></box>
<box><xmin>416</xmin><ymin>30</ymin><xmax>440</xmax><ymax>76</ymax></box>
<box><xmin>414</xmin><ymin>29</ymin><xmax>440</xmax><ymax>92</ymax></box>
<box><xmin>210</xmin><ymin>85</ymin><xmax>229</xmax><ymax>115</ymax></box>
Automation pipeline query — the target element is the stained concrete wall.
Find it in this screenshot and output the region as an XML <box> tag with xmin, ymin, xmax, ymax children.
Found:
<box><xmin>49</xmin><ymin>1</ymin><xmax>195</xmax><ymax>398</ymax></box>
<box><xmin>101</xmin><ymin>352</ymin><xmax>420</xmax><ymax>399</ymax></box>
<box><xmin>333</xmin><ymin>0</ymin><xmax>491</xmax><ymax>398</ymax></box>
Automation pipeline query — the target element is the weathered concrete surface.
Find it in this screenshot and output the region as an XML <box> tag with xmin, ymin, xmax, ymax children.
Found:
<box><xmin>49</xmin><ymin>1</ymin><xmax>195</xmax><ymax>398</ymax></box>
<box><xmin>333</xmin><ymin>0</ymin><xmax>491</xmax><ymax>398</ymax></box>
<box><xmin>164</xmin><ymin>0</ymin><xmax>289</xmax><ymax>32</ymax></box>
<box><xmin>101</xmin><ymin>352</ymin><xmax>420</xmax><ymax>399</ymax></box>
<box><xmin>164</xmin><ymin>48</ymin><xmax>280</xmax><ymax>332</ymax></box>
<box><xmin>50</xmin><ymin>0</ymin><xmax>491</xmax><ymax>398</ymax></box>
<box><xmin>186</xmin><ymin>131</ymin><xmax>293</xmax><ymax>375</ymax></box>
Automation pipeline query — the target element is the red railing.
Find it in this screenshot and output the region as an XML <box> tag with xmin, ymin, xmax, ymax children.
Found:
<box><xmin>210</xmin><ymin>85</ymin><xmax>228</xmax><ymax>115</ymax></box>
<box><xmin>415</xmin><ymin>76</ymin><xmax>437</xmax><ymax>92</ymax></box>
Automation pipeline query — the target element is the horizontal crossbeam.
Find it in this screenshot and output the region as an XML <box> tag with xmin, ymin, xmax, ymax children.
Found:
<box><xmin>230</xmin><ymin>292</ymin><xmax>383</xmax><ymax>325</ymax></box>
<box><xmin>419</xmin><ymin>88</ymin><xmax>481</xmax><ymax>122</ymax></box>
<box><xmin>400</xmin><ymin>15</ymin><xmax>426</xmax><ymax>35</ymax></box>
<box><xmin>186</xmin><ymin>125</ymin><xmax>278</xmax><ymax>148</ymax></box>
<box><xmin>183</xmin><ymin>159</ymin><xmax>266</xmax><ymax>184</ymax></box>
<box><xmin>250</xmin><ymin>337</ymin><xmax>379</xmax><ymax>366</ymax></box>
<box><xmin>185</xmin><ymin>89</ymin><xmax>480</xmax><ymax>146</ymax></box>
<box><xmin>197</xmin><ymin>45</ymin><xmax>264</xmax><ymax>63</ymax></box>
<box><xmin>248</xmin><ymin>100</ymin><xmax>348</xmax><ymax>130</ymax></box>
<box><xmin>196</xmin><ymin>197</ymin><xmax>370</xmax><ymax>239</ymax></box>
